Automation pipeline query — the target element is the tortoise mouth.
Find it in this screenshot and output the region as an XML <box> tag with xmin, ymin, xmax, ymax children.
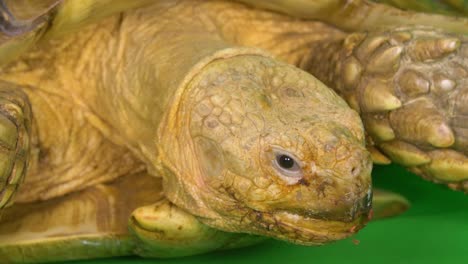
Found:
<box><xmin>269</xmin><ymin>209</ymin><xmax>370</xmax><ymax>245</ymax></box>
<box><xmin>250</xmin><ymin>191</ymin><xmax>373</xmax><ymax>245</ymax></box>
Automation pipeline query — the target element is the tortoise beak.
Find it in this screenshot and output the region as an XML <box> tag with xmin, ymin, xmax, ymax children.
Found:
<box><xmin>303</xmin><ymin>185</ymin><xmax>373</xmax><ymax>224</ymax></box>
<box><xmin>345</xmin><ymin>186</ymin><xmax>373</xmax><ymax>222</ymax></box>
<box><xmin>276</xmin><ymin>189</ymin><xmax>373</xmax><ymax>245</ymax></box>
<box><xmin>243</xmin><ymin>186</ymin><xmax>373</xmax><ymax>245</ymax></box>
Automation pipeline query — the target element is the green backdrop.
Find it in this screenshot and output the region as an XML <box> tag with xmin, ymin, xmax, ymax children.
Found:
<box><xmin>68</xmin><ymin>164</ymin><xmax>467</xmax><ymax>264</ymax></box>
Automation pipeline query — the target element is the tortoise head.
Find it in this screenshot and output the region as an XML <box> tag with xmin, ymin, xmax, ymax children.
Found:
<box><xmin>159</xmin><ymin>54</ymin><xmax>372</xmax><ymax>245</ymax></box>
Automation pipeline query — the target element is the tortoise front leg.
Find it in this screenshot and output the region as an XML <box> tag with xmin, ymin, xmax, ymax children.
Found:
<box><xmin>0</xmin><ymin>81</ymin><xmax>31</xmax><ymax>210</ymax></box>
<box><xmin>300</xmin><ymin>27</ymin><xmax>468</xmax><ymax>191</ymax></box>
<box><xmin>0</xmin><ymin>172</ymin><xmax>161</xmax><ymax>263</ymax></box>
<box><xmin>372</xmin><ymin>188</ymin><xmax>409</xmax><ymax>219</ymax></box>
<box><xmin>130</xmin><ymin>200</ymin><xmax>266</xmax><ymax>258</ymax></box>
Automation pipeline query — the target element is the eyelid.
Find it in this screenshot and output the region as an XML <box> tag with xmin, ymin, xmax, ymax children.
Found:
<box><xmin>271</xmin><ymin>148</ymin><xmax>304</xmax><ymax>183</ymax></box>
<box><xmin>271</xmin><ymin>148</ymin><xmax>303</xmax><ymax>168</ymax></box>
<box><xmin>275</xmin><ymin>155</ymin><xmax>301</xmax><ymax>172</ymax></box>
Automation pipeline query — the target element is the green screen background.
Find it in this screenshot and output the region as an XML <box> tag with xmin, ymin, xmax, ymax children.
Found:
<box><xmin>69</xmin><ymin>164</ymin><xmax>467</xmax><ymax>264</ymax></box>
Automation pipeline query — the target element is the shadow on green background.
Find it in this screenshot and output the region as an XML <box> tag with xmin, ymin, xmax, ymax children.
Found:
<box><xmin>69</xmin><ymin>164</ymin><xmax>467</xmax><ymax>264</ymax></box>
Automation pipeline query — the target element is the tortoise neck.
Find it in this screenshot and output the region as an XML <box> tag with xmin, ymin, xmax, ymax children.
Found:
<box><xmin>298</xmin><ymin>39</ymin><xmax>346</xmax><ymax>91</ymax></box>
<box><xmin>79</xmin><ymin>3</ymin><xmax>239</xmax><ymax>169</ymax></box>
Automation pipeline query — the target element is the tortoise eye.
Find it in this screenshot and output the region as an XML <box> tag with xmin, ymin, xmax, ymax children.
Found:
<box><xmin>277</xmin><ymin>155</ymin><xmax>296</xmax><ymax>170</ymax></box>
<box><xmin>272</xmin><ymin>149</ymin><xmax>303</xmax><ymax>182</ymax></box>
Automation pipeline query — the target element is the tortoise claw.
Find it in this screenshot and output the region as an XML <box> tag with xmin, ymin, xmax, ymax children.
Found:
<box><xmin>372</xmin><ymin>189</ymin><xmax>410</xmax><ymax>220</ymax></box>
<box><xmin>379</xmin><ymin>140</ymin><xmax>431</xmax><ymax>167</ymax></box>
<box><xmin>389</xmin><ymin>98</ymin><xmax>455</xmax><ymax>148</ymax></box>
<box><xmin>339</xmin><ymin>28</ymin><xmax>468</xmax><ymax>191</ymax></box>
<box><xmin>423</xmin><ymin>150</ymin><xmax>468</xmax><ymax>183</ymax></box>
<box><xmin>0</xmin><ymin>82</ymin><xmax>31</xmax><ymax>209</ymax></box>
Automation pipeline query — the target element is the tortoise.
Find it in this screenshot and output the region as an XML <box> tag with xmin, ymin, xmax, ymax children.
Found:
<box><xmin>0</xmin><ymin>0</ymin><xmax>466</xmax><ymax>263</ymax></box>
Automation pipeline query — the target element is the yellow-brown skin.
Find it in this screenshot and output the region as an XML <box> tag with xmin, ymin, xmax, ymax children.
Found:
<box><xmin>2</xmin><ymin>1</ymin><xmax>468</xmax><ymax>261</ymax></box>
<box><xmin>237</xmin><ymin>0</ymin><xmax>468</xmax><ymax>191</ymax></box>
<box><xmin>1</xmin><ymin>1</ymin><xmax>467</xmax><ymax>205</ymax></box>
<box><xmin>0</xmin><ymin>0</ymin><xmax>372</xmax><ymax>247</ymax></box>
<box><xmin>163</xmin><ymin>55</ymin><xmax>371</xmax><ymax>243</ymax></box>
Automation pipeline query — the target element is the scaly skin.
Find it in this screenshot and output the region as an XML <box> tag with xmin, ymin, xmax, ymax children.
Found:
<box><xmin>228</xmin><ymin>0</ymin><xmax>468</xmax><ymax>190</ymax></box>
<box><xmin>0</xmin><ymin>172</ymin><xmax>163</xmax><ymax>263</ymax></box>
<box><xmin>0</xmin><ymin>0</ymin><xmax>373</xmax><ymax>258</ymax></box>
<box><xmin>2</xmin><ymin>2</ymin><xmax>466</xmax><ymax>193</ymax></box>
<box><xmin>1</xmin><ymin>172</ymin><xmax>264</xmax><ymax>262</ymax></box>
<box><xmin>299</xmin><ymin>28</ymin><xmax>468</xmax><ymax>190</ymax></box>
<box><xmin>0</xmin><ymin>82</ymin><xmax>31</xmax><ymax>209</ymax></box>
<box><xmin>0</xmin><ymin>0</ymin><xmax>465</xmax><ymax>261</ymax></box>
<box><xmin>165</xmin><ymin>55</ymin><xmax>372</xmax><ymax>244</ymax></box>
<box><xmin>205</xmin><ymin>0</ymin><xmax>468</xmax><ymax>191</ymax></box>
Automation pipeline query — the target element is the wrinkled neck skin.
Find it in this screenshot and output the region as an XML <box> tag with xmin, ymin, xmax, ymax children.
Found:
<box><xmin>154</xmin><ymin>48</ymin><xmax>271</xmax><ymax>208</ymax></box>
<box><xmin>84</xmin><ymin>1</ymin><xmax>373</xmax><ymax>244</ymax></box>
<box><xmin>82</xmin><ymin>0</ymin><xmax>344</xmax><ymax>168</ymax></box>
<box><xmin>157</xmin><ymin>53</ymin><xmax>373</xmax><ymax>244</ymax></box>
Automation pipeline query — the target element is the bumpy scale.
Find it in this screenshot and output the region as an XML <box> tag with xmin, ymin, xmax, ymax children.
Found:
<box><xmin>239</xmin><ymin>0</ymin><xmax>468</xmax><ymax>190</ymax></box>
<box><xmin>0</xmin><ymin>1</ymin><xmax>374</xmax><ymax>262</ymax></box>
<box><xmin>300</xmin><ymin>28</ymin><xmax>468</xmax><ymax>190</ymax></box>
<box><xmin>0</xmin><ymin>0</ymin><xmax>466</xmax><ymax>263</ymax></box>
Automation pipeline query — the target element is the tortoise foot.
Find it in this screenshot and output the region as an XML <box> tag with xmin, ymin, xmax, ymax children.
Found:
<box><xmin>372</xmin><ymin>188</ymin><xmax>410</xmax><ymax>220</ymax></box>
<box><xmin>0</xmin><ymin>81</ymin><xmax>31</xmax><ymax>209</ymax></box>
<box><xmin>338</xmin><ymin>27</ymin><xmax>468</xmax><ymax>191</ymax></box>
<box><xmin>129</xmin><ymin>200</ymin><xmax>265</xmax><ymax>258</ymax></box>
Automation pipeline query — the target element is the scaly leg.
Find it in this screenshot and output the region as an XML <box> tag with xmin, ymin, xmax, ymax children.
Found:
<box><xmin>0</xmin><ymin>81</ymin><xmax>31</xmax><ymax>210</ymax></box>
<box><xmin>372</xmin><ymin>188</ymin><xmax>409</xmax><ymax>219</ymax></box>
<box><xmin>0</xmin><ymin>172</ymin><xmax>161</xmax><ymax>263</ymax></box>
<box><xmin>0</xmin><ymin>172</ymin><xmax>263</xmax><ymax>263</ymax></box>
<box><xmin>300</xmin><ymin>27</ymin><xmax>468</xmax><ymax>191</ymax></box>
